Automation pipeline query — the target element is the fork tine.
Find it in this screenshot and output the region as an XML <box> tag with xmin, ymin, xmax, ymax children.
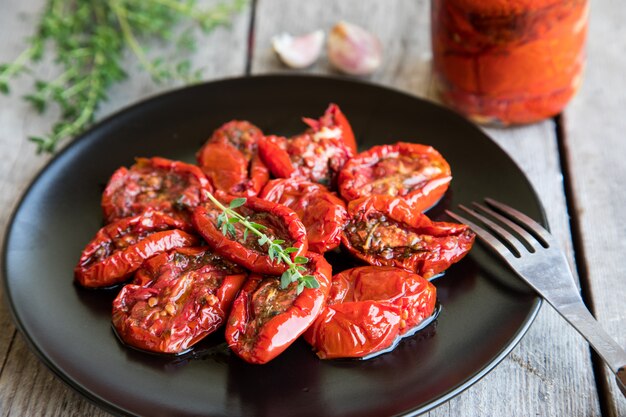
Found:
<box><xmin>458</xmin><ymin>204</ymin><xmax>526</xmax><ymax>257</ymax></box>
<box><xmin>445</xmin><ymin>210</ymin><xmax>517</xmax><ymax>261</ymax></box>
<box><xmin>471</xmin><ymin>202</ymin><xmax>542</xmax><ymax>251</ymax></box>
<box><xmin>484</xmin><ymin>198</ymin><xmax>552</xmax><ymax>247</ymax></box>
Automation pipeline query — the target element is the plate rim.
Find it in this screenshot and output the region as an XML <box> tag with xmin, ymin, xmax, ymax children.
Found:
<box><xmin>1</xmin><ymin>73</ymin><xmax>544</xmax><ymax>417</ymax></box>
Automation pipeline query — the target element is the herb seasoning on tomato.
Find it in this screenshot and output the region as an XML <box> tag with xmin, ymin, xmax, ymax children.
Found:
<box><xmin>101</xmin><ymin>157</ymin><xmax>212</xmax><ymax>224</ymax></box>
<box><xmin>192</xmin><ymin>195</ymin><xmax>308</xmax><ymax>275</ymax></box>
<box><xmin>197</xmin><ymin>120</ymin><xmax>269</xmax><ymax>197</ymax></box>
<box><xmin>74</xmin><ymin>209</ymin><xmax>199</xmax><ymax>288</ymax></box>
<box><xmin>260</xmin><ymin>179</ymin><xmax>348</xmax><ymax>253</ymax></box>
<box><xmin>225</xmin><ymin>252</ymin><xmax>331</xmax><ymax>364</ymax></box>
<box><xmin>338</xmin><ymin>142</ymin><xmax>452</xmax><ymax>212</ymax></box>
<box><xmin>341</xmin><ymin>196</ymin><xmax>475</xmax><ymax>278</ymax></box>
<box><xmin>257</xmin><ymin>104</ymin><xmax>354</xmax><ymax>187</ymax></box>
<box><xmin>304</xmin><ymin>266</ymin><xmax>437</xmax><ymax>359</ymax></box>
<box><xmin>112</xmin><ymin>247</ymin><xmax>248</xmax><ymax>354</ymax></box>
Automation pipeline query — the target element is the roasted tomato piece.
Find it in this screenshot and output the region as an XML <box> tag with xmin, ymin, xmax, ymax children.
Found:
<box><xmin>304</xmin><ymin>266</ymin><xmax>436</xmax><ymax>359</ymax></box>
<box><xmin>260</xmin><ymin>179</ymin><xmax>348</xmax><ymax>253</ymax></box>
<box><xmin>338</xmin><ymin>142</ymin><xmax>452</xmax><ymax>212</ymax></box>
<box><xmin>197</xmin><ymin>121</ymin><xmax>269</xmax><ymax>197</ymax></box>
<box><xmin>101</xmin><ymin>157</ymin><xmax>212</xmax><ymax>224</ymax></box>
<box><xmin>74</xmin><ymin>209</ymin><xmax>199</xmax><ymax>288</ymax></box>
<box><xmin>341</xmin><ymin>196</ymin><xmax>475</xmax><ymax>278</ymax></box>
<box><xmin>192</xmin><ymin>196</ymin><xmax>308</xmax><ymax>275</ymax></box>
<box><xmin>112</xmin><ymin>247</ymin><xmax>248</xmax><ymax>354</ymax></box>
<box><xmin>258</xmin><ymin>104</ymin><xmax>354</xmax><ymax>187</ymax></box>
<box><xmin>302</xmin><ymin>103</ymin><xmax>357</xmax><ymax>153</ymax></box>
<box><xmin>225</xmin><ymin>252</ymin><xmax>331</xmax><ymax>364</ymax></box>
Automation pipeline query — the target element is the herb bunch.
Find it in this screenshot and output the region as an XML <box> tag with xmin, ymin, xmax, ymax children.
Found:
<box><xmin>0</xmin><ymin>0</ymin><xmax>246</xmax><ymax>153</ymax></box>
<box><xmin>205</xmin><ymin>193</ymin><xmax>320</xmax><ymax>295</ymax></box>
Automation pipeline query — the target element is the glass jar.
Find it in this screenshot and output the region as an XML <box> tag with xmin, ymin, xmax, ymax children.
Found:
<box><xmin>431</xmin><ymin>0</ymin><xmax>588</xmax><ymax>125</ymax></box>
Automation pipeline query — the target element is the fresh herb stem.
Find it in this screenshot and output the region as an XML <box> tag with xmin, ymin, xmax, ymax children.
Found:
<box><xmin>0</xmin><ymin>0</ymin><xmax>247</xmax><ymax>153</ymax></box>
<box><xmin>205</xmin><ymin>192</ymin><xmax>320</xmax><ymax>294</ymax></box>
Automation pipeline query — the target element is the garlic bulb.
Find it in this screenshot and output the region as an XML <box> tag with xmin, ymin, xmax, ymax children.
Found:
<box><xmin>327</xmin><ymin>21</ymin><xmax>382</xmax><ymax>76</ymax></box>
<box><xmin>272</xmin><ymin>30</ymin><xmax>325</xmax><ymax>69</ymax></box>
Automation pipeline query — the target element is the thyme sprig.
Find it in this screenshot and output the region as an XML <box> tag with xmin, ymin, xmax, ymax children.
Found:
<box><xmin>0</xmin><ymin>0</ymin><xmax>246</xmax><ymax>154</ymax></box>
<box><xmin>205</xmin><ymin>193</ymin><xmax>320</xmax><ymax>295</ymax></box>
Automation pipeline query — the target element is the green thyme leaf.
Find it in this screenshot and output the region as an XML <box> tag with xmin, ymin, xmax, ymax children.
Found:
<box><xmin>294</xmin><ymin>256</ymin><xmax>309</xmax><ymax>264</ymax></box>
<box><xmin>229</xmin><ymin>197</ymin><xmax>246</xmax><ymax>209</ymax></box>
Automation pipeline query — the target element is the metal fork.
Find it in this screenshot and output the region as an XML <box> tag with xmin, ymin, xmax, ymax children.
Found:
<box><xmin>446</xmin><ymin>198</ymin><xmax>626</xmax><ymax>397</ymax></box>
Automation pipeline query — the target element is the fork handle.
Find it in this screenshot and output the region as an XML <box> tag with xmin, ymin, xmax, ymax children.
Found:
<box><xmin>559</xmin><ymin>302</ymin><xmax>626</xmax><ymax>396</ymax></box>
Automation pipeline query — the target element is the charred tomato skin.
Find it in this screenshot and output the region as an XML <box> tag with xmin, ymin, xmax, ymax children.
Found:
<box><xmin>260</xmin><ymin>178</ymin><xmax>348</xmax><ymax>253</ymax></box>
<box><xmin>304</xmin><ymin>266</ymin><xmax>437</xmax><ymax>359</ymax></box>
<box><xmin>341</xmin><ymin>196</ymin><xmax>475</xmax><ymax>278</ymax></box>
<box><xmin>338</xmin><ymin>142</ymin><xmax>452</xmax><ymax>212</ymax></box>
<box><xmin>197</xmin><ymin>120</ymin><xmax>269</xmax><ymax>198</ymax></box>
<box><xmin>112</xmin><ymin>247</ymin><xmax>248</xmax><ymax>354</ymax></box>
<box><xmin>191</xmin><ymin>196</ymin><xmax>308</xmax><ymax>275</ymax></box>
<box><xmin>257</xmin><ymin>104</ymin><xmax>354</xmax><ymax>187</ymax></box>
<box><xmin>101</xmin><ymin>157</ymin><xmax>212</xmax><ymax>224</ymax></box>
<box><xmin>74</xmin><ymin>209</ymin><xmax>199</xmax><ymax>288</ymax></box>
<box><xmin>225</xmin><ymin>252</ymin><xmax>331</xmax><ymax>364</ymax></box>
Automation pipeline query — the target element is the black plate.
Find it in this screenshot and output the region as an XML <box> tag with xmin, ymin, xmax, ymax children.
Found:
<box><xmin>2</xmin><ymin>75</ymin><xmax>544</xmax><ymax>416</ymax></box>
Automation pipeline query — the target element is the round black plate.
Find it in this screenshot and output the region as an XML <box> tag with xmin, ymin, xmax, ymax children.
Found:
<box><xmin>2</xmin><ymin>75</ymin><xmax>543</xmax><ymax>416</ymax></box>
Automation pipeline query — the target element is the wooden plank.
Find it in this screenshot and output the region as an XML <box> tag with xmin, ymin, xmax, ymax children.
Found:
<box><xmin>0</xmin><ymin>0</ymin><xmax>251</xmax><ymax>415</ymax></box>
<box><xmin>563</xmin><ymin>1</ymin><xmax>626</xmax><ymax>415</ymax></box>
<box><xmin>251</xmin><ymin>0</ymin><xmax>600</xmax><ymax>416</ymax></box>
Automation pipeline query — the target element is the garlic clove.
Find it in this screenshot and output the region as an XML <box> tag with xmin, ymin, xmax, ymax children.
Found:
<box><xmin>327</xmin><ymin>21</ymin><xmax>383</xmax><ymax>76</ymax></box>
<box><xmin>272</xmin><ymin>30</ymin><xmax>325</xmax><ymax>69</ymax></box>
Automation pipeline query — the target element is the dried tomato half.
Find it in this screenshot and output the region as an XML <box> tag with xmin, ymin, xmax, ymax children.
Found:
<box><xmin>225</xmin><ymin>252</ymin><xmax>331</xmax><ymax>364</ymax></box>
<box><xmin>112</xmin><ymin>247</ymin><xmax>247</xmax><ymax>354</ymax></box>
<box><xmin>302</xmin><ymin>103</ymin><xmax>357</xmax><ymax>153</ymax></box>
<box><xmin>101</xmin><ymin>157</ymin><xmax>212</xmax><ymax>224</ymax></box>
<box><xmin>304</xmin><ymin>266</ymin><xmax>436</xmax><ymax>359</ymax></box>
<box><xmin>338</xmin><ymin>142</ymin><xmax>452</xmax><ymax>212</ymax></box>
<box><xmin>192</xmin><ymin>196</ymin><xmax>308</xmax><ymax>275</ymax></box>
<box><xmin>74</xmin><ymin>209</ymin><xmax>199</xmax><ymax>288</ymax></box>
<box><xmin>257</xmin><ymin>104</ymin><xmax>354</xmax><ymax>187</ymax></box>
<box><xmin>197</xmin><ymin>120</ymin><xmax>269</xmax><ymax>198</ymax></box>
<box><xmin>260</xmin><ymin>179</ymin><xmax>348</xmax><ymax>253</ymax></box>
<box><xmin>341</xmin><ymin>196</ymin><xmax>475</xmax><ymax>278</ymax></box>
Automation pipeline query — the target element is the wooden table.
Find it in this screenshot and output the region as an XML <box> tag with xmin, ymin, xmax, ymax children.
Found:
<box><xmin>0</xmin><ymin>1</ymin><xmax>624</xmax><ymax>416</ymax></box>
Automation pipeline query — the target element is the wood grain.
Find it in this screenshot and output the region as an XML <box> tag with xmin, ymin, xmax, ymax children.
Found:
<box><xmin>251</xmin><ymin>0</ymin><xmax>600</xmax><ymax>416</ymax></box>
<box><xmin>563</xmin><ymin>1</ymin><xmax>626</xmax><ymax>415</ymax></box>
<box><xmin>0</xmin><ymin>0</ymin><xmax>250</xmax><ymax>415</ymax></box>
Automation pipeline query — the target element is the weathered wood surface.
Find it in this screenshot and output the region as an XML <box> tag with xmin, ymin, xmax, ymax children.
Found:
<box><xmin>0</xmin><ymin>0</ymin><xmax>617</xmax><ymax>415</ymax></box>
<box><xmin>564</xmin><ymin>1</ymin><xmax>626</xmax><ymax>416</ymax></box>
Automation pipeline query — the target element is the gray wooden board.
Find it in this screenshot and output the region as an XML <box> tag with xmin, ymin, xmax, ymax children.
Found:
<box><xmin>564</xmin><ymin>0</ymin><xmax>626</xmax><ymax>416</ymax></box>
<box><xmin>0</xmin><ymin>0</ymin><xmax>250</xmax><ymax>415</ymax></box>
<box><xmin>251</xmin><ymin>0</ymin><xmax>600</xmax><ymax>416</ymax></box>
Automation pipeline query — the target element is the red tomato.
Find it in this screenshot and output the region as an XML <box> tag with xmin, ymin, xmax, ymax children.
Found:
<box><xmin>197</xmin><ymin>120</ymin><xmax>269</xmax><ymax>197</ymax></box>
<box><xmin>302</xmin><ymin>103</ymin><xmax>357</xmax><ymax>153</ymax></box>
<box><xmin>192</xmin><ymin>196</ymin><xmax>308</xmax><ymax>275</ymax></box>
<box><xmin>338</xmin><ymin>142</ymin><xmax>452</xmax><ymax>212</ymax></box>
<box><xmin>304</xmin><ymin>266</ymin><xmax>437</xmax><ymax>359</ymax></box>
<box><xmin>258</xmin><ymin>104</ymin><xmax>354</xmax><ymax>187</ymax></box>
<box><xmin>74</xmin><ymin>209</ymin><xmax>199</xmax><ymax>288</ymax></box>
<box><xmin>112</xmin><ymin>247</ymin><xmax>248</xmax><ymax>354</ymax></box>
<box><xmin>225</xmin><ymin>252</ymin><xmax>331</xmax><ymax>364</ymax></box>
<box><xmin>101</xmin><ymin>157</ymin><xmax>212</xmax><ymax>224</ymax></box>
<box><xmin>341</xmin><ymin>196</ymin><xmax>475</xmax><ymax>278</ymax></box>
<box><xmin>259</xmin><ymin>179</ymin><xmax>348</xmax><ymax>253</ymax></box>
